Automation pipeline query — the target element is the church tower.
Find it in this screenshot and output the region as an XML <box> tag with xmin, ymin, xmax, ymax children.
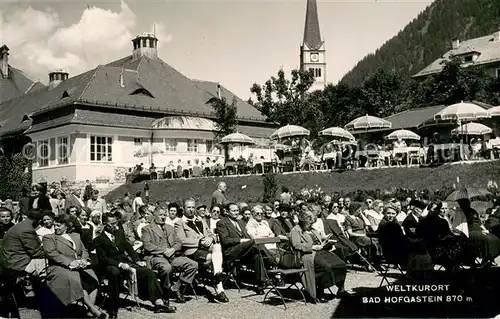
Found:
<box><xmin>300</xmin><ymin>0</ymin><xmax>326</xmax><ymax>92</ymax></box>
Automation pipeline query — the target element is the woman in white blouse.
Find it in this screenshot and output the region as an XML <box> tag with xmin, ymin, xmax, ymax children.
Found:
<box><xmin>246</xmin><ymin>205</ymin><xmax>285</xmax><ymax>253</ymax></box>
<box><xmin>36</xmin><ymin>211</ymin><xmax>55</xmax><ymax>240</ymax></box>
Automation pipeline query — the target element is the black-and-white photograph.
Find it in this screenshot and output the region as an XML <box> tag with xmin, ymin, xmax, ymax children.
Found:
<box><xmin>0</xmin><ymin>0</ymin><xmax>500</xmax><ymax>318</ymax></box>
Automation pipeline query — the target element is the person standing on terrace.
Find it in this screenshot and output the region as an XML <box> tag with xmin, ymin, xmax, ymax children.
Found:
<box><xmin>211</xmin><ymin>182</ymin><xmax>229</xmax><ymax>208</ymax></box>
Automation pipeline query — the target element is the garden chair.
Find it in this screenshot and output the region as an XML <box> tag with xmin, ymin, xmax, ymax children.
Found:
<box><xmin>259</xmin><ymin>239</ymin><xmax>308</xmax><ymax>310</ymax></box>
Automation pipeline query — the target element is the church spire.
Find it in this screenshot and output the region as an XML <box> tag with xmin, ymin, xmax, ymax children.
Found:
<box><xmin>303</xmin><ymin>0</ymin><xmax>323</xmax><ymax>50</ymax></box>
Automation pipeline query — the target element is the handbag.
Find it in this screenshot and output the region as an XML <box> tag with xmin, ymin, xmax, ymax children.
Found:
<box><xmin>279</xmin><ymin>249</ymin><xmax>302</xmax><ymax>269</ymax></box>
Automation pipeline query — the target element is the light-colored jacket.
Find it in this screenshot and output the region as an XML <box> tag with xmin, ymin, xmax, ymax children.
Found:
<box><xmin>289</xmin><ymin>225</ymin><xmax>317</xmax><ymax>300</ymax></box>
<box><xmin>174</xmin><ymin>216</ymin><xmax>216</xmax><ymax>256</ymax></box>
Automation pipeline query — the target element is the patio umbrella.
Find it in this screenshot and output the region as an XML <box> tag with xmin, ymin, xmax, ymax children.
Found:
<box><xmin>319</xmin><ymin>127</ymin><xmax>355</xmax><ymax>140</ymax></box>
<box><xmin>220</xmin><ymin>132</ymin><xmax>255</xmax><ymax>145</ymax></box>
<box><xmin>488</xmin><ymin>105</ymin><xmax>500</xmax><ymax>117</ymax></box>
<box><xmin>133</xmin><ymin>144</ymin><xmax>164</xmax><ymax>158</ymax></box>
<box><xmin>434</xmin><ymin>101</ymin><xmax>490</xmax><ymax>121</ymax></box>
<box><xmin>273</xmin><ymin>143</ymin><xmax>292</xmax><ymax>151</ymax></box>
<box><xmin>446</xmin><ymin>187</ymin><xmax>491</xmax><ymax>201</ymax></box>
<box><xmin>385</xmin><ymin>129</ymin><xmax>420</xmax><ymax>141</ymax></box>
<box><xmin>344</xmin><ymin>114</ymin><xmax>392</xmax><ymax>131</ymax></box>
<box><xmin>451</xmin><ymin>122</ymin><xmax>492</xmax><ymax>135</ymax></box>
<box><xmin>270</xmin><ymin>125</ymin><xmax>310</xmax><ymax>140</ymax></box>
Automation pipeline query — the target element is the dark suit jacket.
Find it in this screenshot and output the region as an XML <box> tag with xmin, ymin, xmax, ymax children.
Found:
<box><xmin>142</xmin><ymin>223</ymin><xmax>181</xmax><ymax>262</ymax></box>
<box><xmin>378</xmin><ymin>219</ymin><xmax>409</xmax><ymax>263</ymax></box>
<box><xmin>402</xmin><ymin>213</ymin><xmax>419</xmax><ymax>238</ymax></box>
<box><xmin>216</xmin><ymin>216</ymin><xmax>249</xmax><ymax>250</ymax></box>
<box><xmin>35</xmin><ymin>195</ymin><xmax>51</xmax><ymax>212</ymax></box>
<box><xmin>0</xmin><ymin>219</ymin><xmax>45</xmax><ymax>272</ymax></box>
<box><xmin>416</xmin><ymin>215</ymin><xmax>452</xmax><ymax>249</ymax></box>
<box><xmin>94</xmin><ymin>228</ymin><xmax>139</xmax><ymax>269</ymax></box>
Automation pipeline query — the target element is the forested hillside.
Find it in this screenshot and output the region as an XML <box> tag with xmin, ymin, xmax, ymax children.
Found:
<box><xmin>340</xmin><ymin>0</ymin><xmax>500</xmax><ymax>86</ymax></box>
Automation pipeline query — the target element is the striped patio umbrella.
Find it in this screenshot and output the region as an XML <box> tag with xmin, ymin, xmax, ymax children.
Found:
<box><xmin>319</xmin><ymin>127</ymin><xmax>355</xmax><ymax>140</ymax></box>
<box><xmin>488</xmin><ymin>105</ymin><xmax>500</xmax><ymax>117</ymax></box>
<box><xmin>446</xmin><ymin>187</ymin><xmax>491</xmax><ymax>201</ymax></box>
<box><xmin>220</xmin><ymin>133</ymin><xmax>255</xmax><ymax>145</ymax></box>
<box><xmin>270</xmin><ymin>125</ymin><xmax>310</xmax><ymax>140</ymax></box>
<box><xmin>434</xmin><ymin>102</ymin><xmax>490</xmax><ymax>121</ymax></box>
<box><xmin>451</xmin><ymin>122</ymin><xmax>492</xmax><ymax>135</ymax></box>
<box><xmin>385</xmin><ymin>129</ymin><xmax>420</xmax><ymax>141</ymax></box>
<box><xmin>344</xmin><ymin>115</ymin><xmax>392</xmax><ymax>131</ymax></box>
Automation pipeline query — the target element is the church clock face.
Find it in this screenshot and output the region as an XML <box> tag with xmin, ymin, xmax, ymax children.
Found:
<box><xmin>310</xmin><ymin>53</ymin><xmax>319</xmax><ymax>62</ymax></box>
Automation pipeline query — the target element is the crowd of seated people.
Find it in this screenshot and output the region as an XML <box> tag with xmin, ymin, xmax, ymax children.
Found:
<box><xmin>1</xmin><ymin>181</ymin><xmax>500</xmax><ymax>318</ymax></box>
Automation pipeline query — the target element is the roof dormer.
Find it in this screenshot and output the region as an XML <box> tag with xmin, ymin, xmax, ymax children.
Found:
<box><xmin>130</xmin><ymin>87</ymin><xmax>154</xmax><ymax>98</ymax></box>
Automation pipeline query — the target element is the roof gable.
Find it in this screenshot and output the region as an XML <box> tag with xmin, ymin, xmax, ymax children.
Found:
<box><xmin>414</xmin><ymin>31</ymin><xmax>500</xmax><ymax>77</ymax></box>
<box><xmin>384</xmin><ymin>105</ymin><xmax>446</xmax><ymax>130</ymax></box>
<box><xmin>0</xmin><ymin>66</ymin><xmax>44</xmax><ymax>103</ymax></box>
<box><xmin>0</xmin><ymin>69</ymin><xmax>94</xmax><ymax>136</ymax></box>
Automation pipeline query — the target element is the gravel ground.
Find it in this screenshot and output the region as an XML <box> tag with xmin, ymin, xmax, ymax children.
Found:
<box><xmin>107</xmin><ymin>268</ymin><xmax>381</xmax><ymax>319</ymax></box>
<box><xmin>19</xmin><ymin>268</ymin><xmax>383</xmax><ymax>319</ymax></box>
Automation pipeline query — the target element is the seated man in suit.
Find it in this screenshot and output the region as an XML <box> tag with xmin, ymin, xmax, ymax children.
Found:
<box><xmin>142</xmin><ymin>207</ymin><xmax>198</xmax><ymax>303</ymax></box>
<box><xmin>174</xmin><ymin>198</ymin><xmax>228</xmax><ymax>303</ymax></box>
<box><xmin>216</xmin><ymin>203</ymin><xmax>274</xmax><ymax>294</ymax></box>
<box><xmin>1</xmin><ymin>209</ymin><xmax>47</xmax><ymax>277</ymax></box>
<box><xmin>94</xmin><ymin>211</ymin><xmax>175</xmax><ymax>318</ymax></box>
<box><xmin>403</xmin><ymin>200</ymin><xmax>425</xmax><ymax>238</ymax></box>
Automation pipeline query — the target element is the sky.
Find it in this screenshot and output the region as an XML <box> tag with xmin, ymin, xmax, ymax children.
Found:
<box><xmin>0</xmin><ymin>0</ymin><xmax>434</xmax><ymax>100</ymax></box>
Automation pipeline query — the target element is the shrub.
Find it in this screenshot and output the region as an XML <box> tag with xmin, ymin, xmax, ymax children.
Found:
<box><xmin>0</xmin><ymin>153</ymin><xmax>32</xmax><ymax>200</ymax></box>
<box><xmin>263</xmin><ymin>174</ymin><xmax>278</xmax><ymax>203</ymax></box>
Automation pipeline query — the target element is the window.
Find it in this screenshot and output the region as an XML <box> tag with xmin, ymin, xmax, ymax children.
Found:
<box><xmin>38</xmin><ymin>140</ymin><xmax>49</xmax><ymax>167</ymax></box>
<box><xmin>57</xmin><ymin>136</ymin><xmax>69</xmax><ymax>165</ymax></box>
<box><xmin>142</xmin><ymin>39</ymin><xmax>147</xmax><ymax>48</ymax></box>
<box><xmin>164</xmin><ymin>139</ymin><xmax>178</xmax><ymax>152</ymax></box>
<box><xmin>496</xmin><ymin>69</ymin><xmax>500</xmax><ymax>78</ymax></box>
<box><xmin>90</xmin><ymin>136</ymin><xmax>113</xmax><ymax>162</ymax></box>
<box><xmin>206</xmin><ymin>140</ymin><xmax>213</xmax><ymax>153</ymax></box>
<box><xmin>314</xmin><ymin>68</ymin><xmax>322</xmax><ymax>78</ymax></box>
<box><xmin>130</xmin><ymin>88</ymin><xmax>154</xmax><ymax>98</ymax></box>
<box><xmin>134</xmin><ymin>138</ymin><xmax>142</xmax><ymax>146</ymax></box>
<box><xmin>464</xmin><ymin>55</ymin><xmax>473</xmax><ymax>63</ymax></box>
<box><xmin>62</xmin><ymin>91</ymin><xmax>69</xmax><ymax>99</ymax></box>
<box><xmin>149</xmin><ymin>38</ymin><xmax>155</xmax><ymax>48</ymax></box>
<box><xmin>187</xmin><ymin>139</ymin><xmax>199</xmax><ymax>152</ymax></box>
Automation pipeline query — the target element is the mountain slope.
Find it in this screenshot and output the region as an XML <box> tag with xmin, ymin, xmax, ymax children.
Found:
<box><xmin>340</xmin><ymin>0</ymin><xmax>500</xmax><ymax>86</ymax></box>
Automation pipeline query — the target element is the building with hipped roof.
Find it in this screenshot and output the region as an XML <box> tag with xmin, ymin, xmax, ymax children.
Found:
<box><xmin>413</xmin><ymin>30</ymin><xmax>500</xmax><ymax>79</ymax></box>
<box><xmin>0</xmin><ymin>33</ymin><xmax>276</xmax><ymax>184</ymax></box>
<box><xmin>0</xmin><ymin>45</ymin><xmax>45</xmax><ymax>103</ymax></box>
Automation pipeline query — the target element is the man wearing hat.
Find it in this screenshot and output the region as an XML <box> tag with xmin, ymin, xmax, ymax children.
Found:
<box><xmin>402</xmin><ymin>199</ymin><xmax>426</xmax><ymax>238</ymax></box>
<box><xmin>196</xmin><ymin>205</ymin><xmax>207</xmax><ymax>219</ymax></box>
